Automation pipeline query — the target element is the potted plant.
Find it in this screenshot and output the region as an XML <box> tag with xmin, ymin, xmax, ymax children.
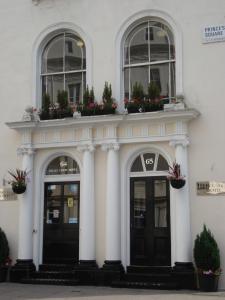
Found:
<box><xmin>0</xmin><ymin>228</ymin><xmax>10</xmax><ymax>282</ymax></box>
<box><xmin>125</xmin><ymin>82</ymin><xmax>144</xmax><ymax>113</ymax></box>
<box><xmin>101</xmin><ymin>82</ymin><xmax>117</xmax><ymax>114</ymax></box>
<box><xmin>57</xmin><ymin>90</ymin><xmax>73</xmax><ymax>118</ymax></box>
<box><xmin>167</xmin><ymin>162</ymin><xmax>185</xmax><ymax>189</ymax></box>
<box><xmin>40</xmin><ymin>93</ymin><xmax>50</xmax><ymax>120</ymax></box>
<box><xmin>8</xmin><ymin>169</ymin><xmax>28</xmax><ymax>194</ymax></box>
<box><xmin>194</xmin><ymin>225</ymin><xmax>221</xmax><ymax>292</ymax></box>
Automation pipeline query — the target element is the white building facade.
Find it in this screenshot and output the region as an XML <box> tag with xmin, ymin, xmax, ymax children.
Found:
<box><xmin>0</xmin><ymin>0</ymin><xmax>225</xmax><ymax>289</ymax></box>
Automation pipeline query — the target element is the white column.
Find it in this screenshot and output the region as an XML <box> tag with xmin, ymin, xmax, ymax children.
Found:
<box><xmin>102</xmin><ymin>143</ymin><xmax>121</xmax><ymax>262</ymax></box>
<box><xmin>78</xmin><ymin>145</ymin><xmax>95</xmax><ymax>262</ymax></box>
<box><xmin>170</xmin><ymin>139</ymin><xmax>191</xmax><ymax>263</ymax></box>
<box><xmin>17</xmin><ymin>147</ymin><xmax>35</xmax><ymax>260</ymax></box>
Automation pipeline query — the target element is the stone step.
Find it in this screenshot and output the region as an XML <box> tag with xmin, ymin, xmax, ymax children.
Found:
<box><xmin>124</xmin><ymin>272</ymin><xmax>173</xmax><ymax>283</ymax></box>
<box><xmin>33</xmin><ymin>271</ymin><xmax>76</xmax><ymax>279</ymax></box>
<box><xmin>126</xmin><ymin>266</ymin><xmax>172</xmax><ymax>274</ymax></box>
<box><xmin>39</xmin><ymin>264</ymin><xmax>75</xmax><ymax>272</ymax></box>
<box><xmin>111</xmin><ymin>280</ymin><xmax>179</xmax><ymax>290</ymax></box>
<box><xmin>21</xmin><ymin>278</ymin><xmax>79</xmax><ymax>286</ymax></box>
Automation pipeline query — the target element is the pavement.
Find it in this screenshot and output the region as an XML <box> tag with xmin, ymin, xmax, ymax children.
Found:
<box><xmin>0</xmin><ymin>283</ymin><xmax>225</xmax><ymax>300</ymax></box>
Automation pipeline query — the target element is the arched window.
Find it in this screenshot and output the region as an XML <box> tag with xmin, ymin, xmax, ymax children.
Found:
<box><xmin>41</xmin><ymin>32</ymin><xmax>86</xmax><ymax>104</ymax></box>
<box><xmin>130</xmin><ymin>153</ymin><xmax>169</xmax><ymax>173</ymax></box>
<box><xmin>46</xmin><ymin>156</ymin><xmax>80</xmax><ymax>175</ymax></box>
<box><xmin>124</xmin><ymin>21</ymin><xmax>175</xmax><ymax>102</ymax></box>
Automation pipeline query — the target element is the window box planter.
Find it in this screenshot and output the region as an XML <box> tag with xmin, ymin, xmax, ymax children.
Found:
<box><xmin>170</xmin><ymin>179</ymin><xmax>186</xmax><ymax>189</ymax></box>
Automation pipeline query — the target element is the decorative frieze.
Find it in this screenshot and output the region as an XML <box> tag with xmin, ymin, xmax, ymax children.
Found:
<box><xmin>6</xmin><ymin>109</ymin><xmax>199</xmax><ymax>149</ymax></box>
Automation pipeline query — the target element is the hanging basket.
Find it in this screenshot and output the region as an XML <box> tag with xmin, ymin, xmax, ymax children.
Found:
<box><xmin>12</xmin><ymin>184</ymin><xmax>26</xmax><ymax>194</ymax></box>
<box><xmin>170</xmin><ymin>179</ymin><xmax>186</xmax><ymax>189</ymax></box>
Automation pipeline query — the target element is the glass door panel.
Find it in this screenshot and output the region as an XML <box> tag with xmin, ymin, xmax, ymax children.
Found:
<box><xmin>134</xmin><ymin>181</ymin><xmax>146</xmax><ymax>228</ymax></box>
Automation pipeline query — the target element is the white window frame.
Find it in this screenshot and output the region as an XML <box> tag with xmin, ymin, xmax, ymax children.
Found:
<box><xmin>115</xmin><ymin>10</ymin><xmax>183</xmax><ymax>112</ymax></box>
<box><xmin>123</xmin><ymin>21</ymin><xmax>176</xmax><ymax>101</ymax></box>
<box><xmin>41</xmin><ymin>32</ymin><xmax>86</xmax><ymax>104</ymax></box>
<box><xmin>32</xmin><ymin>22</ymin><xmax>93</xmax><ymax>109</ymax></box>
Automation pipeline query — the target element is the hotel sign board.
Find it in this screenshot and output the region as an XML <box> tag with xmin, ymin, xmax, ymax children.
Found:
<box><xmin>0</xmin><ymin>188</ymin><xmax>17</xmax><ymax>201</ymax></box>
<box><xmin>203</xmin><ymin>25</ymin><xmax>225</xmax><ymax>43</ymax></box>
<box><xmin>197</xmin><ymin>181</ymin><xmax>225</xmax><ymax>196</ymax></box>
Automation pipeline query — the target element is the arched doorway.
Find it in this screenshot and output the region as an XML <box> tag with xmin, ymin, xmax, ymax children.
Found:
<box><xmin>43</xmin><ymin>156</ymin><xmax>80</xmax><ymax>263</ymax></box>
<box><xmin>130</xmin><ymin>152</ymin><xmax>171</xmax><ymax>266</ymax></box>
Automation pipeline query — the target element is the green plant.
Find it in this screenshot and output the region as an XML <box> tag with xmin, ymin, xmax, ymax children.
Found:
<box><xmin>57</xmin><ymin>90</ymin><xmax>68</xmax><ymax>110</ymax></box>
<box><xmin>131</xmin><ymin>82</ymin><xmax>144</xmax><ymax>100</ymax></box>
<box><xmin>102</xmin><ymin>82</ymin><xmax>112</xmax><ymax>103</ymax></box>
<box><xmin>148</xmin><ymin>81</ymin><xmax>161</xmax><ymax>100</ymax></box>
<box><xmin>8</xmin><ymin>169</ymin><xmax>28</xmax><ymax>189</ymax></box>
<box><xmin>194</xmin><ymin>225</ymin><xmax>220</xmax><ymax>274</ymax></box>
<box><xmin>42</xmin><ymin>93</ymin><xmax>50</xmax><ymax>112</ymax></box>
<box><xmin>0</xmin><ymin>228</ymin><xmax>9</xmax><ymax>266</ymax></box>
<box><xmin>83</xmin><ymin>86</ymin><xmax>90</xmax><ymax>106</ymax></box>
<box><xmin>167</xmin><ymin>162</ymin><xmax>185</xmax><ymax>180</ymax></box>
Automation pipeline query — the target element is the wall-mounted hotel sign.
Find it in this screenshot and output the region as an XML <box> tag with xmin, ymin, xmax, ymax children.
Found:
<box><xmin>197</xmin><ymin>181</ymin><xmax>225</xmax><ymax>196</ymax></box>
<box><xmin>202</xmin><ymin>25</ymin><xmax>225</xmax><ymax>43</ymax></box>
<box><xmin>0</xmin><ymin>188</ymin><xmax>17</xmax><ymax>201</ymax></box>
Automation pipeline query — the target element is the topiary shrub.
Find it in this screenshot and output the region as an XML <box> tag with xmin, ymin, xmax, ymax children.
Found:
<box><xmin>193</xmin><ymin>225</ymin><xmax>220</xmax><ymax>273</ymax></box>
<box><xmin>0</xmin><ymin>228</ymin><xmax>9</xmax><ymax>266</ymax></box>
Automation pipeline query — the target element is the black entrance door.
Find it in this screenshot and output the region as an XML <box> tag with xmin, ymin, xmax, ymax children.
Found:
<box><xmin>130</xmin><ymin>177</ymin><xmax>171</xmax><ymax>266</ymax></box>
<box><xmin>43</xmin><ymin>182</ymin><xmax>79</xmax><ymax>263</ymax></box>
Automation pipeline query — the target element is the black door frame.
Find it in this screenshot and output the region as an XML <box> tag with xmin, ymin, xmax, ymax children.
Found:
<box><xmin>43</xmin><ymin>181</ymin><xmax>80</xmax><ymax>264</ymax></box>
<box><xmin>130</xmin><ymin>176</ymin><xmax>171</xmax><ymax>266</ymax></box>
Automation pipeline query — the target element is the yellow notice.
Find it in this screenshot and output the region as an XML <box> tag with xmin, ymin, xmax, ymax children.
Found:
<box><xmin>67</xmin><ymin>197</ymin><xmax>74</xmax><ymax>207</ymax></box>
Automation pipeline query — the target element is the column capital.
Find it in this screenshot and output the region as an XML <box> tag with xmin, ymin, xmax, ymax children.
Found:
<box><xmin>17</xmin><ymin>147</ymin><xmax>36</xmax><ymax>156</ymax></box>
<box><xmin>169</xmin><ymin>139</ymin><xmax>189</xmax><ymax>148</ymax></box>
<box><xmin>101</xmin><ymin>143</ymin><xmax>120</xmax><ymax>152</ymax></box>
<box><xmin>77</xmin><ymin>144</ymin><xmax>95</xmax><ymax>153</ymax></box>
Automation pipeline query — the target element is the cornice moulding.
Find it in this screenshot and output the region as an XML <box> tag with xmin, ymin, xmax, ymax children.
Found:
<box><xmin>6</xmin><ymin>109</ymin><xmax>199</xmax><ymax>131</ymax></box>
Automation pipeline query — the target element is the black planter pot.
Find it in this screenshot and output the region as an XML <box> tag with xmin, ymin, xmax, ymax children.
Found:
<box><xmin>127</xmin><ymin>106</ymin><xmax>140</xmax><ymax>113</ymax></box>
<box><xmin>12</xmin><ymin>185</ymin><xmax>26</xmax><ymax>194</ymax></box>
<box><xmin>198</xmin><ymin>274</ymin><xmax>219</xmax><ymax>292</ymax></box>
<box><xmin>0</xmin><ymin>266</ymin><xmax>7</xmax><ymax>282</ymax></box>
<box><xmin>170</xmin><ymin>179</ymin><xmax>186</xmax><ymax>189</ymax></box>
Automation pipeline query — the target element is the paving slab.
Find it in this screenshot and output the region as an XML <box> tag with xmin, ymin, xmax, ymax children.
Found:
<box><xmin>0</xmin><ymin>283</ymin><xmax>224</xmax><ymax>300</ymax></box>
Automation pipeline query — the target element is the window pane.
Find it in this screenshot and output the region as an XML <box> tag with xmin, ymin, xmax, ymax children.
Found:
<box><xmin>46</xmin><ymin>156</ymin><xmax>80</xmax><ymax>175</ymax></box>
<box><xmin>65</xmin><ymin>34</ymin><xmax>85</xmax><ymax>71</ymax></box>
<box><xmin>157</xmin><ymin>155</ymin><xmax>169</xmax><ymax>171</ymax></box>
<box><xmin>42</xmin><ymin>35</ymin><xmax>64</xmax><ymax>73</ymax></box>
<box><xmin>130</xmin><ymin>66</ymin><xmax>148</xmax><ymax>96</ymax></box>
<box><xmin>124</xmin><ymin>68</ymin><xmax>129</xmax><ymax>98</ymax></box>
<box><xmin>150</xmin><ymin>64</ymin><xmax>169</xmax><ymax>100</ymax></box>
<box><xmin>143</xmin><ymin>153</ymin><xmax>155</xmax><ymax>171</ymax></box>
<box><xmin>150</xmin><ymin>26</ymin><xmax>169</xmax><ymax>62</ymax></box>
<box><xmin>65</xmin><ymin>73</ymin><xmax>85</xmax><ymax>104</ymax></box>
<box><xmin>63</xmin><ymin>183</ymin><xmax>79</xmax><ymax>224</ymax></box>
<box><xmin>64</xmin><ymin>198</ymin><xmax>79</xmax><ymax>224</ymax></box>
<box><xmin>42</xmin><ymin>74</ymin><xmax>64</xmax><ymax>104</ymax></box>
<box><xmin>154</xmin><ymin>180</ymin><xmax>167</xmax><ymax>228</ymax></box>
<box><xmin>134</xmin><ymin>181</ymin><xmax>146</xmax><ymax>228</ymax></box>
<box><xmin>131</xmin><ymin>155</ymin><xmax>143</xmax><ymax>172</ymax></box>
<box><xmin>127</xmin><ymin>24</ymin><xmax>149</xmax><ymax>64</ymax></box>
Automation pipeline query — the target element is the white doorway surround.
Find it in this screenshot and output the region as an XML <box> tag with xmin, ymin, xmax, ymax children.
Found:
<box><xmin>6</xmin><ymin>109</ymin><xmax>198</xmax><ymax>270</ymax></box>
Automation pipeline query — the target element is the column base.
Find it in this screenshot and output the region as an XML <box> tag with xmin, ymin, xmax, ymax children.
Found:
<box><xmin>75</xmin><ymin>260</ymin><xmax>98</xmax><ymax>285</ymax></box>
<box><xmin>99</xmin><ymin>260</ymin><xmax>124</xmax><ymax>285</ymax></box>
<box><xmin>172</xmin><ymin>262</ymin><xmax>197</xmax><ymax>289</ymax></box>
<box><xmin>10</xmin><ymin>259</ymin><xmax>36</xmax><ymax>283</ymax></box>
